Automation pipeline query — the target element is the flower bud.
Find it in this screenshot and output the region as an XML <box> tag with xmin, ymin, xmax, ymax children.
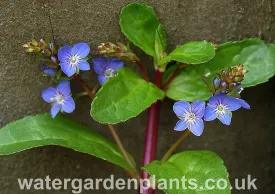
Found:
<box><xmin>41</xmin><ymin>49</ymin><xmax>51</xmax><ymax>56</ymax></box>
<box><xmin>39</xmin><ymin>39</ymin><xmax>47</xmax><ymax>49</ymax></box>
<box><xmin>97</xmin><ymin>42</ymin><xmax>138</xmax><ymax>61</ymax></box>
<box><xmin>30</xmin><ymin>39</ymin><xmax>39</xmax><ymax>47</ymax></box>
<box><xmin>24</xmin><ymin>47</ymin><xmax>34</xmax><ymax>53</ymax></box>
<box><xmin>213</xmin><ymin>77</ymin><xmax>221</xmax><ymax>90</ymax></box>
<box><xmin>234</xmin><ymin>76</ymin><xmax>243</xmax><ymax>82</ymax></box>
<box><xmin>229</xmin><ymin>83</ymin><xmax>236</xmax><ymax>89</ymax></box>
<box><xmin>221</xmin><ymin>82</ymin><xmax>227</xmax><ymax>88</ymax></box>
<box><xmin>51</xmin><ymin>56</ymin><xmax>58</xmax><ymax>64</ymax></box>
<box><xmin>41</xmin><ymin>65</ymin><xmax>57</xmax><ymax>77</ymax></box>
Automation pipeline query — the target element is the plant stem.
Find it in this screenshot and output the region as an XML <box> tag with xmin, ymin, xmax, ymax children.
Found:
<box><xmin>73</xmin><ymin>75</ymin><xmax>96</xmax><ymax>99</ymax></box>
<box><xmin>135</xmin><ymin>59</ymin><xmax>150</xmax><ymax>82</ymax></box>
<box><xmin>108</xmin><ymin>124</ymin><xmax>139</xmax><ymax>179</ymax></box>
<box><xmin>163</xmin><ymin>63</ymin><xmax>187</xmax><ymax>91</ymax></box>
<box><xmin>140</xmin><ymin>70</ymin><xmax>163</xmax><ymax>194</ymax></box>
<box><xmin>163</xmin><ymin>66</ymin><xmax>180</xmax><ymax>91</ymax></box>
<box><xmin>161</xmin><ymin>130</ymin><xmax>190</xmax><ymax>162</ymax></box>
<box><xmin>73</xmin><ymin>74</ymin><xmax>138</xmax><ymax>179</ymax></box>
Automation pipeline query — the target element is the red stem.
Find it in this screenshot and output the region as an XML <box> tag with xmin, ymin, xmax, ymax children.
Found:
<box><xmin>163</xmin><ymin>66</ymin><xmax>180</xmax><ymax>91</ymax></box>
<box><xmin>136</xmin><ymin>59</ymin><xmax>150</xmax><ymax>82</ymax></box>
<box><xmin>73</xmin><ymin>75</ymin><xmax>96</xmax><ymax>99</ymax></box>
<box><xmin>140</xmin><ymin>70</ymin><xmax>163</xmax><ymax>194</ymax></box>
<box><xmin>163</xmin><ymin>63</ymin><xmax>187</xmax><ymax>91</ymax></box>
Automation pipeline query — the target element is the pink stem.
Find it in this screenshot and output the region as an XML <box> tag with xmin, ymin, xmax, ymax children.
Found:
<box><xmin>140</xmin><ymin>70</ymin><xmax>163</xmax><ymax>194</ymax></box>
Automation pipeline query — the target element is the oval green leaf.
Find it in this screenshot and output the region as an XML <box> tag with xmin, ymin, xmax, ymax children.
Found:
<box><xmin>0</xmin><ymin>114</ymin><xmax>135</xmax><ymax>172</ymax></box>
<box><xmin>143</xmin><ymin>151</ymin><xmax>230</xmax><ymax>194</ymax></box>
<box><xmin>91</xmin><ymin>68</ymin><xmax>164</xmax><ymax>124</ymax></box>
<box><xmin>160</xmin><ymin>41</ymin><xmax>216</xmax><ymax>65</ymax></box>
<box><xmin>120</xmin><ymin>3</ymin><xmax>163</xmax><ymax>57</ymax></box>
<box><xmin>167</xmin><ymin>38</ymin><xmax>275</xmax><ymax>101</ymax></box>
<box><xmin>155</xmin><ymin>24</ymin><xmax>167</xmax><ymax>64</ymax></box>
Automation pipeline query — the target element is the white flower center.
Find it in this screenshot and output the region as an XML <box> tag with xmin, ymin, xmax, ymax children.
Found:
<box><xmin>69</xmin><ymin>55</ymin><xmax>80</xmax><ymax>65</ymax></box>
<box><xmin>184</xmin><ymin>112</ymin><xmax>196</xmax><ymax>124</ymax></box>
<box><xmin>51</xmin><ymin>94</ymin><xmax>64</xmax><ymax>105</ymax></box>
<box><xmin>104</xmin><ymin>68</ymin><xmax>116</xmax><ymax>78</ymax></box>
<box><xmin>215</xmin><ymin>104</ymin><xmax>227</xmax><ymax>114</ymax></box>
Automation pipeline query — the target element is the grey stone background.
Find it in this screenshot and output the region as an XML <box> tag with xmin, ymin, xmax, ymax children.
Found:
<box><xmin>0</xmin><ymin>0</ymin><xmax>275</xmax><ymax>193</ymax></box>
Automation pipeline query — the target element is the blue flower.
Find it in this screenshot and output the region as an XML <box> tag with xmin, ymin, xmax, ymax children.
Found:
<box><xmin>93</xmin><ymin>58</ymin><xmax>124</xmax><ymax>85</ymax></box>
<box><xmin>41</xmin><ymin>65</ymin><xmax>57</xmax><ymax>76</ymax></box>
<box><xmin>58</xmin><ymin>43</ymin><xmax>90</xmax><ymax>77</ymax></box>
<box><xmin>42</xmin><ymin>81</ymin><xmax>75</xmax><ymax>118</ymax></box>
<box><xmin>173</xmin><ymin>101</ymin><xmax>206</xmax><ymax>136</ymax></box>
<box><xmin>204</xmin><ymin>93</ymin><xmax>250</xmax><ymax>125</ymax></box>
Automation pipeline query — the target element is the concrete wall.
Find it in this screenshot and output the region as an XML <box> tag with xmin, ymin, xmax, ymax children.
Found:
<box><xmin>0</xmin><ymin>0</ymin><xmax>274</xmax><ymax>193</ymax></box>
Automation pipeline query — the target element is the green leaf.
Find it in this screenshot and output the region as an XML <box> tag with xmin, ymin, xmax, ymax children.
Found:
<box><xmin>0</xmin><ymin>114</ymin><xmax>135</xmax><ymax>172</ymax></box>
<box><xmin>143</xmin><ymin>151</ymin><xmax>230</xmax><ymax>194</ymax></box>
<box><xmin>160</xmin><ymin>41</ymin><xmax>216</xmax><ymax>65</ymax></box>
<box><xmin>167</xmin><ymin>38</ymin><xmax>275</xmax><ymax>101</ymax></box>
<box><xmin>155</xmin><ymin>24</ymin><xmax>167</xmax><ymax>64</ymax></box>
<box><xmin>120</xmin><ymin>3</ymin><xmax>162</xmax><ymax>57</ymax></box>
<box><xmin>91</xmin><ymin>68</ymin><xmax>164</xmax><ymax>124</ymax></box>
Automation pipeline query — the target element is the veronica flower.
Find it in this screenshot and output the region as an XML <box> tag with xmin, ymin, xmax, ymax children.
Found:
<box><xmin>204</xmin><ymin>93</ymin><xmax>250</xmax><ymax>125</ymax></box>
<box><xmin>42</xmin><ymin>81</ymin><xmax>75</xmax><ymax>118</ymax></box>
<box><xmin>173</xmin><ymin>101</ymin><xmax>206</xmax><ymax>136</ymax></box>
<box><xmin>58</xmin><ymin>43</ymin><xmax>90</xmax><ymax>77</ymax></box>
<box><xmin>93</xmin><ymin>58</ymin><xmax>124</xmax><ymax>85</ymax></box>
<box><xmin>41</xmin><ymin>65</ymin><xmax>57</xmax><ymax>76</ymax></box>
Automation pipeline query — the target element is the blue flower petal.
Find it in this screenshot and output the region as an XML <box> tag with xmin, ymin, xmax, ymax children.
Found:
<box><xmin>62</xmin><ymin>96</ymin><xmax>75</xmax><ymax>113</ymax></box>
<box><xmin>107</xmin><ymin>58</ymin><xmax>124</xmax><ymax>70</ymax></box>
<box><xmin>42</xmin><ymin>87</ymin><xmax>57</xmax><ymax>103</ymax></box>
<box><xmin>191</xmin><ymin>100</ymin><xmax>205</xmax><ymax>118</ymax></box>
<box><xmin>60</xmin><ymin>62</ymin><xmax>76</xmax><ymax>77</ymax></box>
<box><xmin>173</xmin><ymin>101</ymin><xmax>191</xmax><ymax>118</ymax></box>
<box><xmin>93</xmin><ymin>58</ymin><xmax>107</xmax><ymax>74</ymax></box>
<box><xmin>224</xmin><ymin>96</ymin><xmax>241</xmax><ymax>111</ymax></box>
<box><xmin>98</xmin><ymin>75</ymin><xmax>108</xmax><ymax>85</ymax></box>
<box><xmin>209</xmin><ymin>92</ymin><xmax>225</xmax><ymax>106</ymax></box>
<box><xmin>72</xmin><ymin>43</ymin><xmax>90</xmax><ymax>58</ymax></box>
<box><xmin>57</xmin><ymin>81</ymin><xmax>71</xmax><ymax>96</ymax></box>
<box><xmin>204</xmin><ymin>106</ymin><xmax>218</xmax><ymax>121</ymax></box>
<box><xmin>218</xmin><ymin>112</ymin><xmax>232</xmax><ymax>125</ymax></box>
<box><xmin>51</xmin><ymin>104</ymin><xmax>61</xmax><ymax>118</ymax></box>
<box><xmin>58</xmin><ymin>45</ymin><xmax>72</xmax><ymax>63</ymax></box>
<box><xmin>237</xmin><ymin>98</ymin><xmax>250</xmax><ymax>109</ymax></box>
<box><xmin>189</xmin><ymin>118</ymin><xmax>204</xmax><ymax>136</ymax></box>
<box><xmin>174</xmin><ymin>120</ymin><xmax>188</xmax><ymax>131</ymax></box>
<box><xmin>78</xmin><ymin>60</ymin><xmax>90</xmax><ymax>71</ymax></box>
<box><xmin>41</xmin><ymin>65</ymin><xmax>57</xmax><ymax>76</ymax></box>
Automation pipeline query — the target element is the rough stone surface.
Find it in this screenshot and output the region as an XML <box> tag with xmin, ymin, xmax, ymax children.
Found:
<box><xmin>0</xmin><ymin>0</ymin><xmax>275</xmax><ymax>193</ymax></box>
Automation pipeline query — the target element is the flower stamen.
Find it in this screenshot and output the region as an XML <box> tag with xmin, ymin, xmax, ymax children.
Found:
<box><xmin>54</xmin><ymin>94</ymin><xmax>65</xmax><ymax>105</ymax></box>
<box><xmin>69</xmin><ymin>55</ymin><xmax>80</xmax><ymax>65</ymax></box>
<box><xmin>184</xmin><ymin>112</ymin><xmax>196</xmax><ymax>124</ymax></box>
<box><xmin>104</xmin><ymin>68</ymin><xmax>116</xmax><ymax>78</ymax></box>
<box><xmin>215</xmin><ymin>104</ymin><xmax>227</xmax><ymax>114</ymax></box>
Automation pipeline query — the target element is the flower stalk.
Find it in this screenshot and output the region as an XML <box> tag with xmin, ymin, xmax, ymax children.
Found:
<box><xmin>161</xmin><ymin>130</ymin><xmax>190</xmax><ymax>162</ymax></box>
<box><xmin>73</xmin><ymin>74</ymin><xmax>138</xmax><ymax>179</ymax></box>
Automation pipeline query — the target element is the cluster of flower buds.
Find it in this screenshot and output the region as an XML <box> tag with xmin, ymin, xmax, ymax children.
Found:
<box><xmin>97</xmin><ymin>42</ymin><xmax>138</xmax><ymax>61</ymax></box>
<box><xmin>23</xmin><ymin>38</ymin><xmax>58</xmax><ymax>57</ymax></box>
<box><xmin>213</xmin><ymin>64</ymin><xmax>248</xmax><ymax>97</ymax></box>
<box><xmin>23</xmin><ymin>38</ymin><xmax>60</xmax><ymax>77</ymax></box>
